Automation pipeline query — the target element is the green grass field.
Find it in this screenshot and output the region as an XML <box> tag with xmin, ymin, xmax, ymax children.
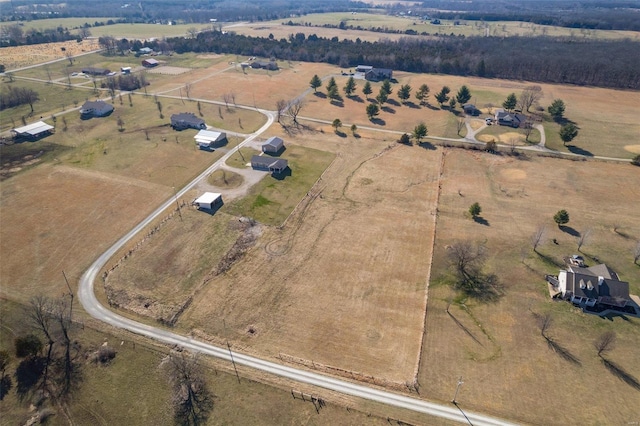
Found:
<box><xmin>0</xmin><ymin>17</ymin><xmax>118</xmax><ymax>32</ymax></box>
<box><xmin>79</xmin><ymin>23</ymin><xmax>211</xmax><ymax>39</ymax></box>
<box><xmin>226</xmin><ymin>145</ymin><xmax>335</xmax><ymax>226</ymax></box>
<box><xmin>225</xmin><ymin>147</ymin><xmax>260</xmax><ymax>168</ymax></box>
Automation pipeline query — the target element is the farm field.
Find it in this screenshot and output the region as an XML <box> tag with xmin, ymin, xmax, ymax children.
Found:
<box><xmin>0</xmin><ymin>17</ymin><xmax>118</xmax><ymax>33</ymax></box>
<box><xmin>0</xmin><ymin>39</ymin><xmax>100</xmax><ymax>70</ymax></box>
<box><xmin>78</xmin><ymin>23</ymin><xmax>211</xmax><ymax>39</ymax></box>
<box><xmin>418</xmin><ymin>149</ymin><xmax>640</xmax><ymax>425</ymax></box>
<box><xmin>233</xmin><ymin>12</ymin><xmax>640</xmax><ymax>40</ymax></box>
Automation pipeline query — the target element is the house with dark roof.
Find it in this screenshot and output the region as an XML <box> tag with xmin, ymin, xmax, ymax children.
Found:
<box><xmin>251</xmin><ymin>155</ymin><xmax>288</xmax><ymax>174</ymax></box>
<box><xmin>463</xmin><ymin>104</ymin><xmax>480</xmax><ymax>116</ymax></box>
<box><xmin>496</xmin><ymin>110</ymin><xmax>527</xmax><ymax>128</ymax></box>
<box><xmin>262</xmin><ymin>136</ymin><xmax>284</xmax><ymax>154</ymax></box>
<box><xmin>80</xmin><ymin>100</ymin><xmax>114</xmax><ymax>118</ymax></box>
<box><xmin>142</xmin><ymin>58</ymin><xmax>159</xmax><ymax>68</ymax></box>
<box><xmin>365</xmin><ymin>68</ymin><xmax>393</xmax><ymax>82</ymax></box>
<box><xmin>82</xmin><ymin>67</ymin><xmax>111</xmax><ymax>76</ymax></box>
<box><xmin>251</xmin><ymin>61</ymin><xmax>278</xmax><ymax>70</ymax></box>
<box><xmin>549</xmin><ymin>263</ymin><xmax>638</xmax><ymax>316</ymax></box>
<box><xmin>171</xmin><ymin>113</ymin><xmax>206</xmax><ymax>130</ymax></box>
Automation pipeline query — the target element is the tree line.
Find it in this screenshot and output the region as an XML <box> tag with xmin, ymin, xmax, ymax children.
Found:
<box><xmin>0</xmin><ymin>85</ymin><xmax>39</xmax><ymax>112</ymax></box>
<box><xmin>168</xmin><ymin>30</ymin><xmax>640</xmax><ymax>90</ymax></box>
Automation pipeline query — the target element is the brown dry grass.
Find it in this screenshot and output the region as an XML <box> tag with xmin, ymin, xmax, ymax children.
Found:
<box><xmin>177</xmin><ymin>128</ymin><xmax>441</xmax><ymax>383</ymax></box>
<box><xmin>0</xmin><ymin>39</ymin><xmax>100</xmax><ymax>70</ymax></box>
<box><xmin>0</xmin><ymin>164</ymin><xmax>170</xmax><ymax>304</ymax></box>
<box><xmin>419</xmin><ymin>149</ymin><xmax>640</xmax><ymax>425</ymax></box>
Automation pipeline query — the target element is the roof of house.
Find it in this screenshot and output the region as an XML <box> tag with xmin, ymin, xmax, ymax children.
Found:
<box><xmin>356</xmin><ymin>65</ymin><xmax>373</xmax><ymax>71</ymax></box>
<box><xmin>80</xmin><ymin>100</ymin><xmax>114</xmax><ymax>114</ymax></box>
<box><xmin>195</xmin><ymin>192</ymin><xmax>221</xmax><ymax>205</ymax></box>
<box><xmin>13</xmin><ymin>121</ymin><xmax>54</xmax><ymax>136</ymax></box>
<box><xmin>171</xmin><ymin>112</ymin><xmax>204</xmax><ymax>125</ymax></box>
<box><xmin>564</xmin><ymin>264</ymin><xmax>630</xmax><ymax>302</ymax></box>
<box><xmin>497</xmin><ymin>111</ymin><xmax>527</xmax><ymax>124</ymax></box>
<box><xmin>251</xmin><ymin>155</ymin><xmax>288</xmax><ymax>170</ymax></box>
<box><xmin>194</xmin><ymin>130</ymin><xmax>225</xmax><ymax>143</ymax></box>
<box><xmin>263</xmin><ymin>136</ymin><xmax>284</xmax><ymax>149</ymax></box>
<box><xmin>142</xmin><ymin>58</ymin><xmax>159</xmax><ymax>65</ymax></box>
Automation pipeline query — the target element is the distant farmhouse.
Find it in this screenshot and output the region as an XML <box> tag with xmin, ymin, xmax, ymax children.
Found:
<box><xmin>251</xmin><ymin>61</ymin><xmax>278</xmax><ymax>70</ymax></box>
<box><xmin>138</xmin><ymin>47</ymin><xmax>153</xmax><ymax>55</ymax></box>
<box><xmin>251</xmin><ymin>155</ymin><xmax>288</xmax><ymax>174</ymax></box>
<box><xmin>80</xmin><ymin>100</ymin><xmax>114</xmax><ymax>118</ymax></box>
<box><xmin>547</xmin><ymin>263</ymin><xmax>639</xmax><ymax>316</ymax></box>
<box><xmin>12</xmin><ymin>121</ymin><xmax>54</xmax><ymax>141</ymax></box>
<box><xmin>142</xmin><ymin>58</ymin><xmax>159</xmax><ymax>68</ymax></box>
<box><xmin>262</xmin><ymin>136</ymin><xmax>284</xmax><ymax>154</ymax></box>
<box><xmin>356</xmin><ymin>65</ymin><xmax>393</xmax><ymax>82</ymax></box>
<box><xmin>194</xmin><ymin>129</ymin><xmax>226</xmax><ymax>149</ymax></box>
<box><xmin>82</xmin><ymin>67</ymin><xmax>111</xmax><ymax>76</ymax></box>
<box><xmin>495</xmin><ymin>109</ymin><xmax>527</xmax><ymax>128</ymax></box>
<box><xmin>171</xmin><ymin>113</ymin><xmax>206</xmax><ymax>130</ymax></box>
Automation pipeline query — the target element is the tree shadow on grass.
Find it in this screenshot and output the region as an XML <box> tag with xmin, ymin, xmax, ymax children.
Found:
<box><xmin>381</xmin><ymin>106</ymin><xmax>395</xmax><ymax>114</ymax></box>
<box><xmin>418</xmin><ymin>141</ymin><xmax>437</xmax><ymax>150</ymax></box>
<box><xmin>425</xmin><ymin>103</ymin><xmax>440</xmax><ymax>111</ymax></box>
<box><xmin>15</xmin><ymin>356</ymin><xmax>46</xmax><ymax>401</ymax></box>
<box><xmin>473</xmin><ymin>216</ymin><xmax>490</xmax><ymax>226</ymax></box>
<box><xmin>349</xmin><ymin>95</ymin><xmax>364</xmax><ymax>103</ymax></box>
<box><xmin>447</xmin><ymin>309</ymin><xmax>483</xmax><ymax>346</ymax></box>
<box><xmin>567</xmin><ymin>145</ymin><xmax>593</xmax><ymax>157</ymax></box>
<box><xmin>313</xmin><ymin>92</ymin><xmax>326</xmax><ymax>99</ymax></box>
<box><xmin>536</xmin><ymin>251</ymin><xmax>564</xmax><ymax>268</ymax></box>
<box><xmin>457</xmin><ymin>273</ymin><xmax>504</xmax><ymax>303</ymax></box>
<box><xmin>330</xmin><ymin>99</ymin><xmax>344</xmax><ymax>108</ymax></box>
<box><xmin>370</xmin><ymin>117</ymin><xmax>386</xmax><ymax>126</ymax></box>
<box><xmin>335</xmin><ymin>130</ymin><xmax>347</xmax><ymax>138</ymax></box>
<box><xmin>545</xmin><ymin>337</ymin><xmax>582</xmax><ymax>366</ymax></box>
<box><xmin>386</xmin><ymin>98</ymin><xmax>400</xmax><ymax>107</ymax></box>
<box><xmin>559</xmin><ymin>225</ymin><xmax>580</xmax><ymax>237</ymax></box>
<box><xmin>602</xmin><ymin>358</ymin><xmax>640</xmax><ymax>391</ymax></box>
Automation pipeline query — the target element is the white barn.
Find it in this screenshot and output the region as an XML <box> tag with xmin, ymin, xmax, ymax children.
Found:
<box><xmin>194</xmin><ymin>130</ymin><xmax>227</xmax><ymax>149</ymax></box>
<box><xmin>193</xmin><ymin>192</ymin><xmax>222</xmax><ymax>210</ymax></box>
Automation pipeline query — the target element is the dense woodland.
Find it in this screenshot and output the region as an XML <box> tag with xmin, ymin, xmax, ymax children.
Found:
<box><xmin>166</xmin><ymin>31</ymin><xmax>640</xmax><ymax>90</ymax></box>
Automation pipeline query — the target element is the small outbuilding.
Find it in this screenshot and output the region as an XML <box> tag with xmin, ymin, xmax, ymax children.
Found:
<box><xmin>138</xmin><ymin>47</ymin><xmax>153</xmax><ymax>55</ymax></box>
<box><xmin>171</xmin><ymin>113</ymin><xmax>206</xmax><ymax>130</ymax></box>
<box><xmin>193</xmin><ymin>192</ymin><xmax>223</xmax><ymax>210</ymax></box>
<box><xmin>80</xmin><ymin>100</ymin><xmax>114</xmax><ymax>118</ymax></box>
<box><xmin>121</xmin><ymin>67</ymin><xmax>132</xmax><ymax>74</ymax></box>
<box><xmin>251</xmin><ymin>155</ymin><xmax>289</xmax><ymax>174</ymax></box>
<box><xmin>82</xmin><ymin>67</ymin><xmax>111</xmax><ymax>76</ymax></box>
<box><xmin>12</xmin><ymin>121</ymin><xmax>54</xmax><ymax>140</ymax></box>
<box><xmin>251</xmin><ymin>61</ymin><xmax>278</xmax><ymax>70</ymax></box>
<box><xmin>194</xmin><ymin>129</ymin><xmax>227</xmax><ymax>149</ymax></box>
<box><xmin>262</xmin><ymin>136</ymin><xmax>284</xmax><ymax>154</ymax></box>
<box><xmin>142</xmin><ymin>58</ymin><xmax>159</xmax><ymax>68</ymax></box>
<box><xmin>463</xmin><ymin>104</ymin><xmax>480</xmax><ymax>116</ymax></box>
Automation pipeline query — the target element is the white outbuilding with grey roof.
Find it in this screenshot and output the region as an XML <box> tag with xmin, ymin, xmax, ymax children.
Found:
<box><xmin>194</xmin><ymin>130</ymin><xmax>227</xmax><ymax>148</ymax></box>
<box><xmin>12</xmin><ymin>121</ymin><xmax>55</xmax><ymax>139</ymax></box>
<box><xmin>193</xmin><ymin>192</ymin><xmax>222</xmax><ymax>210</ymax></box>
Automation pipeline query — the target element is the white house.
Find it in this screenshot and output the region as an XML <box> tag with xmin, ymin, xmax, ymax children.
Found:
<box><xmin>193</xmin><ymin>192</ymin><xmax>222</xmax><ymax>210</ymax></box>
<box><xmin>194</xmin><ymin>130</ymin><xmax>226</xmax><ymax>149</ymax></box>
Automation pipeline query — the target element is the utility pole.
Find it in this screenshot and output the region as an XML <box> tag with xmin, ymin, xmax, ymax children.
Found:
<box><xmin>223</xmin><ymin>319</ymin><xmax>240</xmax><ymax>383</ymax></box>
<box><xmin>452</xmin><ymin>376</ymin><xmax>464</xmax><ymax>404</ymax></box>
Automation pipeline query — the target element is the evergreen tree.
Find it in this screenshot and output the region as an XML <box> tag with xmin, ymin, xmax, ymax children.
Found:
<box><xmin>362</xmin><ymin>81</ymin><xmax>373</xmax><ymax>97</ymax></box>
<box><xmin>502</xmin><ymin>93</ymin><xmax>517</xmax><ymax>111</ymax></box>
<box><xmin>381</xmin><ymin>79</ymin><xmax>393</xmax><ymax>95</ymax></box>
<box><xmin>366</xmin><ymin>103</ymin><xmax>380</xmax><ymax>119</ymax></box>
<box><xmin>310</xmin><ymin>74</ymin><xmax>322</xmax><ymax>93</ymax></box>
<box><xmin>398</xmin><ymin>84</ymin><xmax>412</xmax><ymax>103</ymax></box>
<box><xmin>412</xmin><ymin>122</ymin><xmax>428</xmax><ymax>143</ymax></box>
<box><xmin>559</xmin><ymin>123</ymin><xmax>578</xmax><ymax>145</ymax></box>
<box><xmin>343</xmin><ymin>76</ymin><xmax>357</xmax><ymax>97</ymax></box>
<box><xmin>456</xmin><ymin>85</ymin><xmax>472</xmax><ymax>105</ymax></box>
<box><xmin>548</xmin><ymin>99</ymin><xmax>566</xmax><ymax>120</ymax></box>
<box><xmin>435</xmin><ymin>86</ymin><xmax>450</xmax><ymax>107</ymax></box>
<box><xmin>415</xmin><ymin>84</ymin><xmax>430</xmax><ymax>106</ymax></box>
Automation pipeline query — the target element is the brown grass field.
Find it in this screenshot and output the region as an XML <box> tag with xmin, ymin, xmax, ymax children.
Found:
<box><xmin>0</xmin><ymin>39</ymin><xmax>101</xmax><ymax>70</ymax></box>
<box><xmin>419</xmin><ymin>149</ymin><xmax>640</xmax><ymax>425</ymax></box>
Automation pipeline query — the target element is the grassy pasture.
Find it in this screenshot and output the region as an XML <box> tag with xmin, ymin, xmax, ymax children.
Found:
<box><xmin>208</xmin><ymin>168</ymin><xmax>244</xmax><ymax>188</ymax></box>
<box><xmin>0</xmin><ymin>39</ymin><xmax>101</xmax><ymax>71</ymax></box>
<box><xmin>225</xmin><ymin>144</ymin><xmax>335</xmax><ymax>226</ymax></box>
<box><xmin>225</xmin><ymin>147</ymin><xmax>260</xmax><ymax>169</ymax></box>
<box><xmin>475</xmin><ymin>124</ymin><xmax>541</xmax><ymax>145</ymax></box>
<box><xmin>270</xmin><ymin>12</ymin><xmax>640</xmax><ymax>40</ymax></box>
<box><xmin>419</xmin><ymin>149</ymin><xmax>640</xmax><ymax>425</ymax></box>
<box><xmin>0</xmin><ymin>17</ymin><xmax>118</xmax><ymax>32</ymax></box>
<box><xmin>77</xmin><ymin>23</ymin><xmax>211</xmax><ymax>39</ymax></box>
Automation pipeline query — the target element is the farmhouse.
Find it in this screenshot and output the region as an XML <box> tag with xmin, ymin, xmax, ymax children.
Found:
<box><xmin>251</xmin><ymin>155</ymin><xmax>288</xmax><ymax>174</ymax></box>
<box><xmin>82</xmin><ymin>67</ymin><xmax>111</xmax><ymax>76</ymax></box>
<box><xmin>171</xmin><ymin>113</ymin><xmax>206</xmax><ymax>130</ymax></box>
<box><xmin>138</xmin><ymin>47</ymin><xmax>153</xmax><ymax>55</ymax></box>
<box><xmin>142</xmin><ymin>58</ymin><xmax>159</xmax><ymax>68</ymax></box>
<box><xmin>194</xmin><ymin>129</ymin><xmax>226</xmax><ymax>149</ymax></box>
<box><xmin>365</xmin><ymin>68</ymin><xmax>393</xmax><ymax>82</ymax></box>
<box><xmin>12</xmin><ymin>121</ymin><xmax>54</xmax><ymax>140</ymax></box>
<box><xmin>250</xmin><ymin>61</ymin><xmax>278</xmax><ymax>70</ymax></box>
<box><xmin>495</xmin><ymin>109</ymin><xmax>527</xmax><ymax>128</ymax></box>
<box><xmin>463</xmin><ymin>104</ymin><xmax>481</xmax><ymax>116</ymax></box>
<box><xmin>548</xmin><ymin>263</ymin><xmax>638</xmax><ymax>315</ymax></box>
<box><xmin>262</xmin><ymin>136</ymin><xmax>284</xmax><ymax>154</ymax></box>
<box><xmin>193</xmin><ymin>192</ymin><xmax>222</xmax><ymax>210</ymax></box>
<box><xmin>80</xmin><ymin>100</ymin><xmax>114</xmax><ymax>118</ymax></box>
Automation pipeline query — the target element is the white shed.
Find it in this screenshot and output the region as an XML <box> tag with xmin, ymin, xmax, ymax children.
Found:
<box><xmin>194</xmin><ymin>130</ymin><xmax>227</xmax><ymax>148</ymax></box>
<box><xmin>194</xmin><ymin>192</ymin><xmax>222</xmax><ymax>210</ymax></box>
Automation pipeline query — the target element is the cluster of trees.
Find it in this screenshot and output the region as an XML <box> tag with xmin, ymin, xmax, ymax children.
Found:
<box><xmin>0</xmin><ymin>24</ymin><xmax>79</xmax><ymax>47</ymax></box>
<box><xmin>0</xmin><ymin>85</ymin><xmax>39</xmax><ymax>112</ymax></box>
<box><xmin>168</xmin><ymin>30</ymin><xmax>640</xmax><ymax>90</ymax></box>
<box><xmin>102</xmin><ymin>74</ymin><xmax>148</xmax><ymax>93</ymax></box>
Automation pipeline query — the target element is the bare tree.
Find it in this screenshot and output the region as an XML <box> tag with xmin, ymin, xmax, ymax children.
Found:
<box><xmin>275</xmin><ymin>99</ymin><xmax>287</xmax><ymax>124</ymax></box>
<box><xmin>577</xmin><ymin>228</ymin><xmax>591</xmax><ymax>252</ymax></box>
<box><xmin>288</xmin><ymin>99</ymin><xmax>304</xmax><ymax>125</ymax></box>
<box><xmin>117</xmin><ymin>116</ymin><xmax>125</xmax><ymax>131</ymax></box>
<box><xmin>634</xmin><ymin>241</ymin><xmax>640</xmax><ymax>265</ymax></box>
<box><xmin>594</xmin><ymin>331</ymin><xmax>616</xmax><ymax>357</ymax></box>
<box><xmin>44</xmin><ymin>65</ymin><xmax>52</xmax><ymax>83</ymax></box>
<box><xmin>536</xmin><ymin>312</ymin><xmax>553</xmax><ymax>338</ymax></box>
<box><xmin>53</xmin><ymin>297</ymin><xmax>77</xmax><ymax>396</ymax></box>
<box><xmin>517</xmin><ymin>85</ymin><xmax>543</xmax><ymax>112</ymax></box>
<box><xmin>65</xmin><ymin>50</ymin><xmax>74</xmax><ymax>66</ymax></box>
<box><xmin>187</xmin><ymin>27</ymin><xmax>199</xmax><ymax>39</ymax></box>
<box><xmin>161</xmin><ymin>350</ymin><xmax>213</xmax><ymax>425</ymax></box>
<box><xmin>78</xmin><ymin>27</ymin><xmax>92</xmax><ymax>39</ymax></box>
<box><xmin>456</xmin><ymin>117</ymin><xmax>465</xmax><ymax>135</ymax></box>
<box><xmin>446</xmin><ymin>241</ymin><xmax>501</xmax><ymax>301</ymax></box>
<box><xmin>522</xmin><ymin>119</ymin><xmax>534</xmax><ymax>142</ymax></box>
<box><xmin>223</xmin><ymin>93</ymin><xmax>233</xmax><ymax>111</ymax></box>
<box><xmin>27</xmin><ymin>296</ymin><xmax>55</xmax><ymax>390</ymax></box>
<box><xmin>184</xmin><ymin>83</ymin><xmax>192</xmax><ymax>99</ymax></box>
<box><xmin>531</xmin><ymin>225</ymin><xmax>546</xmax><ymax>253</ymax></box>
